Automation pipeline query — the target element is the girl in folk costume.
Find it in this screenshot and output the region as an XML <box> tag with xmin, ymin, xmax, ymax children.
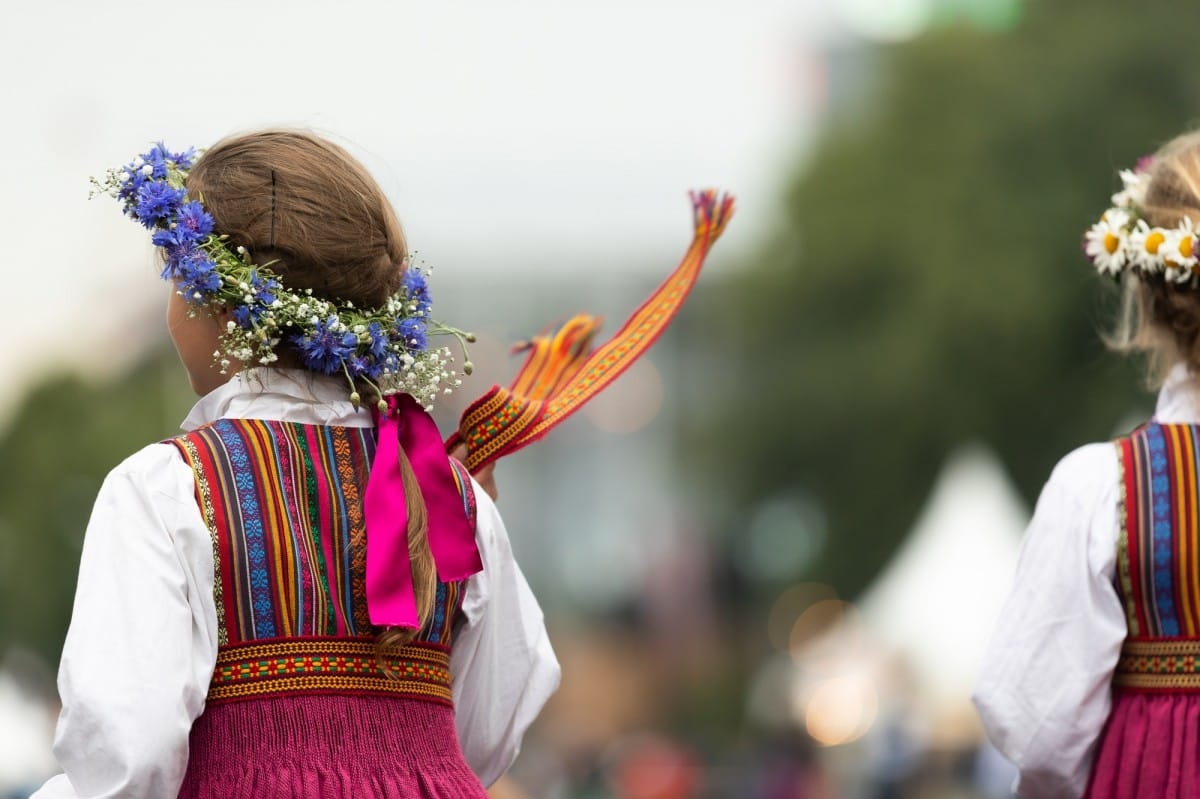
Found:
<box><xmin>32</xmin><ymin>130</ymin><xmax>560</xmax><ymax>798</ymax></box>
<box><xmin>975</xmin><ymin>130</ymin><xmax>1200</xmax><ymax>798</ymax></box>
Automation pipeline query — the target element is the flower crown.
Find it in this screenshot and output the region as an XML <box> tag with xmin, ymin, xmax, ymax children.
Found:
<box><xmin>91</xmin><ymin>143</ymin><xmax>471</xmax><ymax>410</ymax></box>
<box><xmin>1084</xmin><ymin>156</ymin><xmax>1200</xmax><ymax>284</ymax></box>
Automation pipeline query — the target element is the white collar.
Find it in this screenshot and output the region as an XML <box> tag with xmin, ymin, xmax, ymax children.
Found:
<box><xmin>180</xmin><ymin>368</ymin><xmax>373</xmax><ymax>431</ymax></box>
<box><xmin>1154</xmin><ymin>362</ymin><xmax>1200</xmax><ymax>424</ymax></box>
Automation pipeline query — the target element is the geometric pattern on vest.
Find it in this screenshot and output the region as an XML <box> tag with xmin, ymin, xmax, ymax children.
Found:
<box><xmin>170</xmin><ymin>418</ymin><xmax>476</xmax><ymax>705</ymax></box>
<box><xmin>1115</xmin><ymin>422</ymin><xmax>1200</xmax><ymax>691</ymax></box>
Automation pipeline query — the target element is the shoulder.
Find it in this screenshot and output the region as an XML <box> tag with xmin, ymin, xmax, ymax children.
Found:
<box><xmin>1047</xmin><ymin>440</ymin><xmax>1120</xmax><ymax>488</ymax></box>
<box><xmin>110</xmin><ymin>440</ymin><xmax>190</xmax><ymax>477</ymax></box>
<box><xmin>1038</xmin><ymin>441</ymin><xmax>1121</xmax><ymax>518</ymax></box>
<box><xmin>103</xmin><ymin>441</ymin><xmax>197</xmax><ymax>508</ymax></box>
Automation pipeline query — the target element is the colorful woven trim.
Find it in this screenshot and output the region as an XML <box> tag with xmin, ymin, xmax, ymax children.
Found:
<box><xmin>1115</xmin><ymin>638</ymin><xmax>1200</xmax><ymax>691</ymax></box>
<box><xmin>444</xmin><ymin>190</ymin><xmax>734</xmax><ymax>472</ymax></box>
<box><xmin>1116</xmin><ymin>423</ymin><xmax>1200</xmax><ymax>638</ymax></box>
<box><xmin>207</xmin><ymin>637</ymin><xmax>454</xmax><ymax>705</ymax></box>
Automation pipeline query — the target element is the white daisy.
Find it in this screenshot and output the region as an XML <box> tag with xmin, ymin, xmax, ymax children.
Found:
<box><xmin>1112</xmin><ymin>168</ymin><xmax>1151</xmax><ymax>209</ymax></box>
<box><xmin>1084</xmin><ymin>210</ymin><xmax>1131</xmax><ymax>275</ymax></box>
<box><xmin>1127</xmin><ymin>219</ymin><xmax>1169</xmax><ymax>274</ymax></box>
<box><xmin>1161</xmin><ymin>219</ymin><xmax>1199</xmax><ymax>283</ymax></box>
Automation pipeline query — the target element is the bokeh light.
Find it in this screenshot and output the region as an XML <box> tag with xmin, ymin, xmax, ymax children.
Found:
<box><xmin>766</xmin><ymin>583</ymin><xmax>838</xmax><ymax>653</ymax></box>
<box><xmin>733</xmin><ymin>494</ymin><xmax>827</xmax><ymax>583</ymax></box>
<box><xmin>837</xmin><ymin>0</ymin><xmax>934</xmax><ymax>41</ymax></box>
<box><xmin>790</xmin><ymin>599</ymin><xmax>858</xmax><ymax>662</ymax></box>
<box><xmin>800</xmin><ymin>672</ymin><xmax>879</xmax><ymax>747</ymax></box>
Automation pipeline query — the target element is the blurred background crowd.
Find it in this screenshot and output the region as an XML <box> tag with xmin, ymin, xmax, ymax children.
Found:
<box><xmin>3</xmin><ymin>0</ymin><xmax>1199</xmax><ymax>796</ymax></box>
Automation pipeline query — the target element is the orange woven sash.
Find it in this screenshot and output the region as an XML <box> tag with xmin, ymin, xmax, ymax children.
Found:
<box><xmin>445</xmin><ymin>190</ymin><xmax>735</xmax><ymax>472</ymax></box>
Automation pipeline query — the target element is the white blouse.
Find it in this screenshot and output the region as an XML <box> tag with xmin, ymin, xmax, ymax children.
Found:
<box><xmin>32</xmin><ymin>369</ymin><xmax>561</xmax><ymax>798</ymax></box>
<box><xmin>974</xmin><ymin>363</ymin><xmax>1200</xmax><ymax>799</ymax></box>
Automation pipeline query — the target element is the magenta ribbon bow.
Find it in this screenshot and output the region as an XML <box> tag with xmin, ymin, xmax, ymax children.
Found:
<box><xmin>364</xmin><ymin>393</ymin><xmax>483</xmax><ymax>629</ymax></box>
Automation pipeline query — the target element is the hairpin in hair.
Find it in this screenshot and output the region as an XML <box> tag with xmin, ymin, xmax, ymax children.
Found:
<box><xmin>270</xmin><ymin>169</ymin><xmax>277</xmax><ymax>250</ymax></box>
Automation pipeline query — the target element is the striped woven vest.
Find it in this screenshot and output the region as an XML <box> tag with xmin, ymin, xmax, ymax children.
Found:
<box><xmin>169</xmin><ymin>418</ymin><xmax>475</xmax><ymax>706</ymax></box>
<box><xmin>1115</xmin><ymin>422</ymin><xmax>1200</xmax><ymax>691</ymax></box>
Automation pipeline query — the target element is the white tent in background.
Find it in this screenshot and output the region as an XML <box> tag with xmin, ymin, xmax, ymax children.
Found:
<box><xmin>0</xmin><ymin>663</ymin><xmax>57</xmax><ymax>794</ymax></box>
<box><xmin>857</xmin><ymin>444</ymin><xmax>1027</xmax><ymax>720</ymax></box>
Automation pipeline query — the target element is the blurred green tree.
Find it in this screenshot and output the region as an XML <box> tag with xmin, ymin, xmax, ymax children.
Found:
<box><xmin>0</xmin><ymin>352</ymin><xmax>187</xmax><ymax>664</ymax></box>
<box><xmin>700</xmin><ymin>0</ymin><xmax>1200</xmax><ymax>598</ymax></box>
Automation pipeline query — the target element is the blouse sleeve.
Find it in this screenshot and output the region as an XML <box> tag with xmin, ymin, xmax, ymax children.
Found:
<box><xmin>450</xmin><ymin>481</ymin><xmax>561</xmax><ymax>787</ymax></box>
<box><xmin>972</xmin><ymin>443</ymin><xmax>1128</xmax><ymax>799</ymax></box>
<box><xmin>31</xmin><ymin>444</ymin><xmax>219</xmax><ymax>799</ymax></box>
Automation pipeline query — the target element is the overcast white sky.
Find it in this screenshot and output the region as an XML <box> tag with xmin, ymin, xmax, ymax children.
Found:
<box><xmin>0</xmin><ymin>0</ymin><xmax>858</xmax><ymax>419</ymax></box>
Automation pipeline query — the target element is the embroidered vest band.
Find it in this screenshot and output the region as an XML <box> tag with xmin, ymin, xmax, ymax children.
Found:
<box><xmin>207</xmin><ymin>637</ymin><xmax>454</xmax><ymax>705</ymax></box>
<box><xmin>1115</xmin><ymin>638</ymin><xmax>1200</xmax><ymax>691</ymax></box>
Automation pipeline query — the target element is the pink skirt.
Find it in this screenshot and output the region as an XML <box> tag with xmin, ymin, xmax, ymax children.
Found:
<box><xmin>177</xmin><ymin>694</ymin><xmax>488</xmax><ymax>798</ymax></box>
<box><xmin>1085</xmin><ymin>690</ymin><xmax>1200</xmax><ymax>798</ymax></box>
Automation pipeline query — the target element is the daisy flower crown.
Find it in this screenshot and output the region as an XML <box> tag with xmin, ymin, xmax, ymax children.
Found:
<box><xmin>91</xmin><ymin>143</ymin><xmax>472</xmax><ymax>411</ymax></box>
<box><xmin>1084</xmin><ymin>157</ymin><xmax>1200</xmax><ymax>285</ymax></box>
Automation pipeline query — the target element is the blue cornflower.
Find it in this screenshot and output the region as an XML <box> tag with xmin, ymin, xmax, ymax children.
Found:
<box><xmin>177</xmin><ymin>254</ymin><xmax>221</xmax><ymax>300</ymax></box>
<box><xmin>151</xmin><ymin>228</ymin><xmax>180</xmax><ymax>249</ymax></box>
<box><xmin>231</xmin><ymin>304</ymin><xmax>268</xmax><ymax>328</ymax></box>
<box><xmin>140</xmin><ymin>143</ymin><xmax>176</xmax><ymax>178</ymax></box>
<box><xmin>175</xmin><ymin>201</ymin><xmax>214</xmax><ymax>239</ymax></box>
<box><xmin>135</xmin><ymin>181</ymin><xmax>186</xmax><ymax>228</ymax></box>
<box><xmin>293</xmin><ymin>316</ymin><xmax>358</xmax><ymax>375</ymax></box>
<box><xmin>161</xmin><ymin>243</ymin><xmax>201</xmax><ymax>281</ymax></box>
<box><xmin>151</xmin><ymin>201</ymin><xmax>213</xmax><ymax>248</ymax></box>
<box><xmin>117</xmin><ymin>165</ymin><xmax>148</xmax><ymax>207</ymax></box>
<box><xmin>347</xmin><ymin>355</ymin><xmax>383</xmax><ymax>380</ymax></box>
<box><xmin>402</xmin><ymin>269</ymin><xmax>432</xmax><ymax>317</ymax></box>
<box><xmin>230</xmin><ymin>275</ymin><xmax>279</xmax><ymax>329</ymax></box>
<box><xmin>397</xmin><ymin>317</ymin><xmax>427</xmax><ymax>351</ymax></box>
<box><xmin>141</xmin><ymin>143</ymin><xmax>194</xmax><ymax>178</ymax></box>
<box><xmin>168</xmin><ymin>145</ymin><xmax>197</xmax><ymax>169</ymax></box>
<box><xmin>366</xmin><ymin>321</ymin><xmax>390</xmax><ymax>359</ymax></box>
<box><xmin>377</xmin><ymin>350</ymin><xmax>401</xmax><ymax>374</ymax></box>
<box><xmin>248</xmin><ymin>272</ymin><xmax>279</xmax><ymax>306</ymax></box>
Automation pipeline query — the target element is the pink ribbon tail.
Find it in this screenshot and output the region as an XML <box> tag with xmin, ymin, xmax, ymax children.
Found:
<box><xmin>364</xmin><ymin>394</ymin><xmax>483</xmax><ymax>629</ymax></box>
<box><xmin>394</xmin><ymin>394</ymin><xmax>484</xmax><ymax>581</ymax></box>
<box><xmin>364</xmin><ymin>401</ymin><xmax>418</xmax><ymax>629</ymax></box>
